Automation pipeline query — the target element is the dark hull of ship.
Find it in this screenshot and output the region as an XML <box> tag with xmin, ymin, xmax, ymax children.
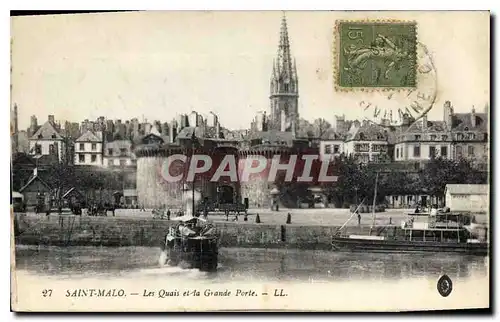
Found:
<box><xmin>331</xmin><ymin>237</ymin><xmax>489</xmax><ymax>256</ymax></box>
<box><xmin>161</xmin><ymin>237</ymin><xmax>219</xmax><ymax>272</ymax></box>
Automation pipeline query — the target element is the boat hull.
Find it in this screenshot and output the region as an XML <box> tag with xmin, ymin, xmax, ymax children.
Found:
<box><xmin>332</xmin><ymin>237</ymin><xmax>489</xmax><ymax>256</ymax></box>
<box><xmin>161</xmin><ymin>237</ymin><xmax>218</xmax><ymax>272</ymax></box>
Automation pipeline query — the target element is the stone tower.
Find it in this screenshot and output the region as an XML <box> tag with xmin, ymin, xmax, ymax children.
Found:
<box><xmin>269</xmin><ymin>13</ymin><xmax>299</xmax><ymax>135</ymax></box>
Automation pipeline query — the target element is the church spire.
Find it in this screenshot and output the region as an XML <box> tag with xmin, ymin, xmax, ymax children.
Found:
<box><xmin>276</xmin><ymin>13</ymin><xmax>293</xmax><ymax>82</ymax></box>
<box><xmin>269</xmin><ymin>12</ymin><xmax>299</xmax><ymax>134</ymax></box>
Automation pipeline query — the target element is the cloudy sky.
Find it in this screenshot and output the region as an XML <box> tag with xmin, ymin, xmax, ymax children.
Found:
<box><xmin>11</xmin><ymin>11</ymin><xmax>489</xmax><ymax>130</ymax></box>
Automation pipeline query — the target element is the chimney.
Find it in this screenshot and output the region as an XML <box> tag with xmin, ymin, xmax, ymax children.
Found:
<box><xmin>421</xmin><ymin>114</ymin><xmax>427</xmax><ymax>131</ymax></box>
<box><xmin>48</xmin><ymin>115</ymin><xmax>55</xmax><ymax>124</ymax></box>
<box><xmin>443</xmin><ymin>101</ymin><xmax>454</xmax><ymax>129</ymax></box>
<box><xmin>471</xmin><ymin>106</ymin><xmax>476</xmax><ymax>128</ymax></box>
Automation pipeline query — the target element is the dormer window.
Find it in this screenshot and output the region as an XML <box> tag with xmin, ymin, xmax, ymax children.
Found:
<box><xmin>430</xmin><ymin>135</ymin><xmax>436</xmax><ymax>141</ymax></box>
<box><xmin>51</xmin><ymin>134</ymin><xmax>57</xmax><ymax>139</ymax></box>
<box><xmin>38</xmin><ymin>134</ymin><xmax>43</xmax><ymax>139</ymax></box>
<box><xmin>359</xmin><ymin>132</ymin><xmax>365</xmax><ymax>140</ymax></box>
<box><xmin>464</xmin><ymin>127</ymin><xmax>469</xmax><ymax>131</ymax></box>
<box><xmin>415</xmin><ymin>135</ymin><xmax>421</xmax><ymax>140</ymax></box>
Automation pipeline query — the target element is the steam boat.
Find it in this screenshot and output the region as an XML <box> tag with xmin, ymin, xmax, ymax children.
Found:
<box><xmin>159</xmin><ymin>215</ymin><xmax>219</xmax><ymax>272</ymax></box>
<box><xmin>332</xmin><ymin>173</ymin><xmax>488</xmax><ymax>256</ymax></box>
<box><xmin>332</xmin><ymin>212</ymin><xmax>489</xmax><ymax>256</ymax></box>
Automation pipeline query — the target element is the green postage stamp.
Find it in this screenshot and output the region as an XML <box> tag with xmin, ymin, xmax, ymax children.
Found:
<box><xmin>335</xmin><ymin>20</ymin><xmax>417</xmax><ymax>90</ymax></box>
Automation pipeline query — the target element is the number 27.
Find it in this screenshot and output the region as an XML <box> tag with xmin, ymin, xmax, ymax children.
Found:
<box><xmin>42</xmin><ymin>289</ymin><xmax>52</xmax><ymax>297</ymax></box>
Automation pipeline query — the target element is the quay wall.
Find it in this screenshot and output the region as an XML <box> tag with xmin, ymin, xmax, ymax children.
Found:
<box><xmin>13</xmin><ymin>214</ymin><xmax>376</xmax><ymax>250</ymax></box>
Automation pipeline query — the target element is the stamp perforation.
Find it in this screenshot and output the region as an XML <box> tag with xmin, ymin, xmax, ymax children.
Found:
<box><xmin>333</xmin><ymin>19</ymin><xmax>418</xmax><ymax>92</ymax></box>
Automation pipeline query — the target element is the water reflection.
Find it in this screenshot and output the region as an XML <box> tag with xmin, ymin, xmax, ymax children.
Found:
<box><xmin>15</xmin><ymin>245</ymin><xmax>488</xmax><ymax>283</ymax></box>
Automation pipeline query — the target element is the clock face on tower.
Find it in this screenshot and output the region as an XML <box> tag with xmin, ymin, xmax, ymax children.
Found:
<box><xmin>359</xmin><ymin>42</ymin><xmax>438</xmax><ymax>127</ymax></box>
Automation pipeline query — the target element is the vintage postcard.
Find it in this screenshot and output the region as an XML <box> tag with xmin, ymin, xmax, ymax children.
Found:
<box><xmin>10</xmin><ymin>11</ymin><xmax>490</xmax><ymax>312</ymax></box>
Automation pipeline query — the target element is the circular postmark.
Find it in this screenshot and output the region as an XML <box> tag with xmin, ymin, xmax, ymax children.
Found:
<box><xmin>359</xmin><ymin>42</ymin><xmax>438</xmax><ymax>127</ymax></box>
<box><xmin>437</xmin><ymin>274</ymin><xmax>453</xmax><ymax>297</ymax></box>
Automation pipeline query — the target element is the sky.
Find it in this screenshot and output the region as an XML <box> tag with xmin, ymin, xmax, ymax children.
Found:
<box><xmin>11</xmin><ymin>11</ymin><xmax>490</xmax><ymax>131</ymax></box>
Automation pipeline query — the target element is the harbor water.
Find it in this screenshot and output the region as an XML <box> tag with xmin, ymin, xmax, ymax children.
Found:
<box><xmin>13</xmin><ymin>245</ymin><xmax>489</xmax><ymax>311</ymax></box>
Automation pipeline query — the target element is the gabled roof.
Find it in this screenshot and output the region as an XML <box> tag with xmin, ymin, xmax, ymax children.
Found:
<box><xmin>62</xmin><ymin>187</ymin><xmax>84</xmax><ymax>199</ymax></box>
<box><xmin>177</xmin><ymin>126</ymin><xmax>205</xmax><ymax>140</ymax></box>
<box><xmin>76</xmin><ymin>130</ymin><xmax>102</xmax><ymax>143</ymax></box>
<box><xmin>19</xmin><ymin>174</ymin><xmax>52</xmax><ymax>192</ymax></box>
<box><xmin>451</xmin><ymin>113</ymin><xmax>488</xmax><ymax>132</ymax></box>
<box><xmin>30</xmin><ymin>121</ymin><xmax>62</xmax><ymax>140</ymax></box>
<box><xmin>445</xmin><ymin>184</ymin><xmax>488</xmax><ymax>195</ymax></box>
<box><xmin>406</xmin><ymin>120</ymin><xmax>447</xmax><ymax>133</ymax></box>
<box><xmin>345</xmin><ymin>122</ymin><xmax>388</xmax><ymax>142</ymax></box>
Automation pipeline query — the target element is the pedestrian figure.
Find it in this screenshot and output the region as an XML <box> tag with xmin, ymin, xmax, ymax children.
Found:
<box><xmin>357</xmin><ymin>212</ymin><xmax>361</xmax><ymax>226</ymax></box>
<box><xmin>286</xmin><ymin>213</ymin><xmax>292</xmax><ymax>224</ymax></box>
<box><xmin>166</xmin><ymin>209</ymin><xmax>171</xmax><ymax>220</ymax></box>
<box><xmin>255</xmin><ymin>213</ymin><xmax>261</xmax><ymax>224</ymax></box>
<box><xmin>225</xmin><ymin>210</ymin><xmax>229</xmax><ymax>222</ymax></box>
<box><xmin>244</xmin><ymin>214</ymin><xmax>248</xmax><ymax>221</ymax></box>
<box><xmin>389</xmin><ymin>217</ymin><xmax>392</xmax><ymax>225</ymax></box>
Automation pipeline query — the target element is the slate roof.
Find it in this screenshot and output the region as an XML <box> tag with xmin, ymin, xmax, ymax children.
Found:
<box><xmin>76</xmin><ymin>130</ymin><xmax>102</xmax><ymax>142</ymax></box>
<box><xmin>445</xmin><ymin>184</ymin><xmax>488</xmax><ymax>195</ymax></box>
<box><xmin>406</xmin><ymin>120</ymin><xmax>447</xmax><ymax>133</ymax></box>
<box><xmin>30</xmin><ymin>121</ymin><xmax>62</xmax><ymax>140</ymax></box>
<box><xmin>345</xmin><ymin>122</ymin><xmax>388</xmax><ymax>142</ymax></box>
<box><xmin>451</xmin><ymin>113</ymin><xmax>488</xmax><ymax>132</ymax></box>
<box><xmin>19</xmin><ymin>174</ymin><xmax>52</xmax><ymax>192</ymax></box>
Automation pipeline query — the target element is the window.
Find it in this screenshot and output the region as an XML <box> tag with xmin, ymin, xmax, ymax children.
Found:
<box><xmin>456</xmin><ymin>146</ymin><xmax>463</xmax><ymax>157</ymax></box>
<box><xmin>284</xmin><ymin>83</ymin><xmax>289</xmax><ymax>92</ymax></box>
<box><xmin>413</xmin><ymin>146</ymin><xmax>421</xmax><ymax>157</ymax></box>
<box><xmin>442</xmin><ymin>135</ymin><xmax>448</xmax><ymax>141</ymax></box>
<box><xmin>457</xmin><ymin>133</ymin><xmax>464</xmax><ymax>140</ymax></box>
<box><xmin>38</xmin><ymin>134</ymin><xmax>43</xmax><ymax>139</ymax></box>
<box><xmin>468</xmin><ymin>133</ymin><xmax>476</xmax><ymax>140</ymax></box>
<box><xmin>464</xmin><ymin>127</ymin><xmax>469</xmax><ymax>131</ymax></box>
<box><xmin>359</xmin><ymin>132</ymin><xmax>365</xmax><ymax>140</ymax></box>
<box><xmin>35</xmin><ymin>144</ymin><xmax>42</xmax><ymax>155</ymax></box>
<box><xmin>49</xmin><ymin>144</ymin><xmax>55</xmax><ymax>155</ymax></box>
<box><xmin>79</xmin><ymin>143</ymin><xmax>85</xmax><ymax>151</ymax></box>
<box><xmin>91</xmin><ymin>143</ymin><xmax>97</xmax><ymax>151</ymax></box>
<box><xmin>430</xmin><ymin>135</ymin><xmax>436</xmax><ymax>141</ymax></box>
<box><xmin>468</xmin><ymin>146</ymin><xmax>474</xmax><ymax>156</ymax></box>
<box><xmin>119</xmin><ymin>159</ymin><xmax>126</xmax><ymax>167</ymax></box>
<box><xmin>91</xmin><ymin>155</ymin><xmax>97</xmax><ymax>163</ymax></box>
<box><xmin>108</xmin><ymin>148</ymin><xmax>113</xmax><ymax>155</ymax></box>
<box><xmin>415</xmin><ymin>135</ymin><xmax>421</xmax><ymax>140</ymax></box>
<box><xmin>324</xmin><ymin>145</ymin><xmax>332</xmax><ymax>154</ymax></box>
<box><xmin>441</xmin><ymin>146</ymin><xmax>448</xmax><ymax>158</ymax></box>
<box><xmin>396</xmin><ymin>148</ymin><xmax>399</xmax><ymax>158</ymax></box>
<box><xmin>51</xmin><ymin>134</ymin><xmax>57</xmax><ymax>139</ymax></box>
<box><xmin>429</xmin><ymin>146</ymin><xmax>436</xmax><ymax>158</ymax></box>
<box><xmin>333</xmin><ymin>145</ymin><xmax>340</xmax><ymax>154</ymax></box>
<box><xmin>108</xmin><ymin>159</ymin><xmax>113</xmax><ymax>166</ymax></box>
<box><xmin>79</xmin><ymin>154</ymin><xmax>85</xmax><ymax>162</ymax></box>
<box><xmin>120</xmin><ymin>148</ymin><xmax>127</xmax><ymax>155</ymax></box>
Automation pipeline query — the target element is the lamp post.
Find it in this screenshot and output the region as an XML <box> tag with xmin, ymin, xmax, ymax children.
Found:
<box><xmin>190</xmin><ymin>131</ymin><xmax>199</xmax><ymax>216</ymax></box>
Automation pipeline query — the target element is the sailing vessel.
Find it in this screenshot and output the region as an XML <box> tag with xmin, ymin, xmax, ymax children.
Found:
<box><xmin>332</xmin><ymin>173</ymin><xmax>489</xmax><ymax>256</ymax></box>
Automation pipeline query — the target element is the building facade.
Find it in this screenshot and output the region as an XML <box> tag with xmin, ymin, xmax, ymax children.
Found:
<box><xmin>74</xmin><ymin>130</ymin><xmax>104</xmax><ymax>166</ymax></box>
<box><xmin>28</xmin><ymin>115</ymin><xmax>66</xmax><ymax>163</ymax></box>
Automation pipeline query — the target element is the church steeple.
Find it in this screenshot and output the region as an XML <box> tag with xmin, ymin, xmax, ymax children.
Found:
<box><xmin>269</xmin><ymin>13</ymin><xmax>299</xmax><ymax>134</ymax></box>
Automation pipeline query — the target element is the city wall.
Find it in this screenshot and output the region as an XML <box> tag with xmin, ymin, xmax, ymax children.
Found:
<box><xmin>13</xmin><ymin>214</ymin><xmax>374</xmax><ymax>250</ymax></box>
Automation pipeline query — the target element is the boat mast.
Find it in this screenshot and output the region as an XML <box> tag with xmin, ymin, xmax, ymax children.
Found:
<box><xmin>371</xmin><ymin>172</ymin><xmax>379</xmax><ymax>230</ymax></box>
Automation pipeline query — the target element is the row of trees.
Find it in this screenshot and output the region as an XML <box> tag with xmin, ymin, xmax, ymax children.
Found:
<box><xmin>321</xmin><ymin>155</ymin><xmax>488</xmax><ymax>208</ymax></box>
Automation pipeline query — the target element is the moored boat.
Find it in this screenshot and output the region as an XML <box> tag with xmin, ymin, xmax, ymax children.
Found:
<box><xmin>332</xmin><ymin>212</ymin><xmax>489</xmax><ymax>256</ymax></box>
<box><xmin>159</xmin><ymin>215</ymin><xmax>219</xmax><ymax>272</ymax></box>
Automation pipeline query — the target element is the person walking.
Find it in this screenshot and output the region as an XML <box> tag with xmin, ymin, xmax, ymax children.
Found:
<box><xmin>357</xmin><ymin>212</ymin><xmax>361</xmax><ymax>226</ymax></box>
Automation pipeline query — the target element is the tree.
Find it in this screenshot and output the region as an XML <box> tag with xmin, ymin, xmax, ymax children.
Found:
<box><xmin>312</xmin><ymin>118</ymin><xmax>332</xmax><ymax>138</ymax></box>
